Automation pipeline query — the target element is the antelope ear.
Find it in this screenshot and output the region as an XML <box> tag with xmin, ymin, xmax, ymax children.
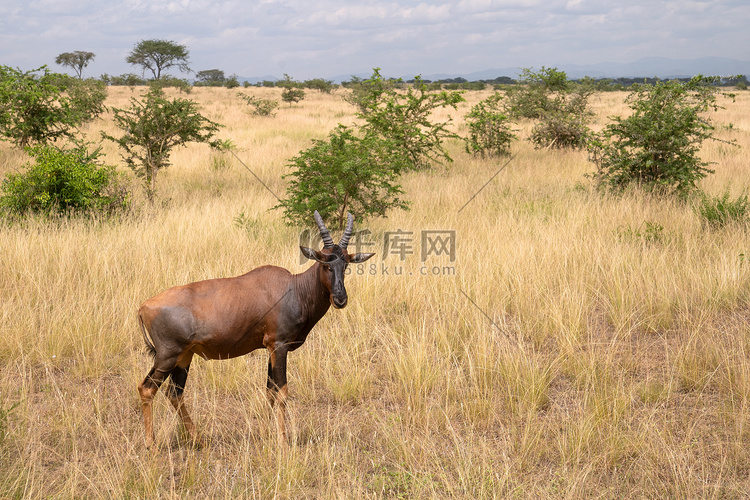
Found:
<box><xmin>350</xmin><ymin>253</ymin><xmax>375</xmax><ymax>264</ymax></box>
<box><xmin>300</xmin><ymin>247</ymin><xmax>338</xmax><ymax>263</ymax></box>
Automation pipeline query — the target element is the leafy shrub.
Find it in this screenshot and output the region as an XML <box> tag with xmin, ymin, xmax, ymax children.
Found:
<box><xmin>225</xmin><ymin>74</ymin><xmax>240</xmax><ymax>89</ymax></box>
<box><xmin>277</xmin><ymin>125</ymin><xmax>409</xmax><ymax>228</ymax></box>
<box><xmin>279</xmin><ymin>74</ymin><xmax>305</xmax><ymax>105</ymax></box>
<box><xmin>505</xmin><ymin>66</ymin><xmax>568</xmax><ymax>119</ymax></box>
<box><xmin>0</xmin><ymin>143</ymin><xmax>129</xmax><ymax>216</ymax></box>
<box><xmin>148</xmin><ymin>76</ymin><xmax>192</xmax><ymax>93</ymax></box>
<box><xmin>66</xmin><ymin>77</ymin><xmax>108</xmax><ymax>123</ymax></box>
<box><xmin>530</xmin><ymin>104</ymin><xmax>591</xmax><ymax>149</ymax></box>
<box><xmin>0</xmin><ymin>66</ymin><xmax>106</xmax><ymax>148</ymax></box>
<box><xmin>303</xmin><ymin>78</ymin><xmax>335</xmax><ymax>93</ymax></box>
<box><xmin>237</xmin><ymin>93</ymin><xmax>279</xmax><ymax>116</ymax></box>
<box><xmin>343</xmin><ymin>74</ymin><xmax>397</xmax><ymax>114</ymax></box>
<box><xmin>696</xmin><ymin>189</ymin><xmax>750</xmax><ymax>228</ymax></box>
<box><xmin>464</xmin><ymin>92</ymin><xmax>515</xmax><ymax>157</ymax></box>
<box><xmin>505</xmin><ymin>67</ymin><xmax>593</xmax><ymax>149</ymax></box>
<box><xmin>281</xmin><ymin>87</ymin><xmax>305</xmax><ymax>105</ymax></box>
<box><xmin>588</xmin><ymin>76</ymin><xmax>735</xmax><ymax>196</ymax></box>
<box><xmin>105</xmin><ymin>73</ymin><xmax>148</xmax><ymax>86</ymax></box>
<box><xmin>102</xmin><ymin>88</ymin><xmax>222</xmax><ymax>203</ymax></box>
<box><xmin>353</xmin><ymin>68</ymin><xmax>465</xmax><ymax>171</ymax></box>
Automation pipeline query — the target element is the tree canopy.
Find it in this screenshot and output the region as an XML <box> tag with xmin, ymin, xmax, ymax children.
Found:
<box><xmin>55</xmin><ymin>51</ymin><xmax>95</xmax><ymax>79</ymax></box>
<box><xmin>0</xmin><ymin>65</ymin><xmax>106</xmax><ymax>148</ymax></box>
<box><xmin>126</xmin><ymin>39</ymin><xmax>190</xmax><ymax>80</ymax></box>
<box><xmin>195</xmin><ymin>69</ymin><xmax>225</xmax><ymax>86</ymax></box>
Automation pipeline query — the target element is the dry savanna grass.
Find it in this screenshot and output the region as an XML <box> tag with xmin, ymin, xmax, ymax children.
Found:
<box><xmin>0</xmin><ymin>85</ymin><xmax>749</xmax><ymax>498</ymax></box>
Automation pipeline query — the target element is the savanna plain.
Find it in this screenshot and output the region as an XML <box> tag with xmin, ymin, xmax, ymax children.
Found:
<box><xmin>0</xmin><ymin>85</ymin><xmax>749</xmax><ymax>498</ymax></box>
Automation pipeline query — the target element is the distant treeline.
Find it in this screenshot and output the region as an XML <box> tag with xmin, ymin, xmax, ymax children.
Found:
<box><xmin>97</xmin><ymin>72</ymin><xmax>749</xmax><ymax>91</ymax></box>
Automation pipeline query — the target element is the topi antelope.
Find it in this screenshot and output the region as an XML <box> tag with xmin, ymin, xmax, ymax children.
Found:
<box><xmin>137</xmin><ymin>211</ymin><xmax>374</xmax><ymax>448</ymax></box>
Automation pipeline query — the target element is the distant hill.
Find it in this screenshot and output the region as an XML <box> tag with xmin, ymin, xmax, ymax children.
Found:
<box><xmin>239</xmin><ymin>57</ymin><xmax>750</xmax><ymax>84</ymax></box>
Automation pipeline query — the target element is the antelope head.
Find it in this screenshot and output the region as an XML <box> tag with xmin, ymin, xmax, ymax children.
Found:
<box><xmin>300</xmin><ymin>211</ymin><xmax>375</xmax><ymax>309</ymax></box>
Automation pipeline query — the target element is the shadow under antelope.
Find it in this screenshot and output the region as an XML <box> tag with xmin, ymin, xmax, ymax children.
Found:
<box><xmin>136</xmin><ymin>211</ymin><xmax>374</xmax><ymax>448</ymax></box>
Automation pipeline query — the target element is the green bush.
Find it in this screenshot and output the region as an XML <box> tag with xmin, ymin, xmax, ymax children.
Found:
<box><xmin>354</xmin><ymin>68</ymin><xmax>465</xmax><ymax>171</ymax></box>
<box><xmin>237</xmin><ymin>93</ymin><xmax>279</xmax><ymax>116</ymax></box>
<box><xmin>102</xmin><ymin>87</ymin><xmax>222</xmax><ymax>203</ymax></box>
<box><xmin>530</xmin><ymin>103</ymin><xmax>591</xmax><ymax>149</ymax></box>
<box><xmin>0</xmin><ymin>143</ymin><xmax>129</xmax><ymax>216</ymax></box>
<box><xmin>588</xmin><ymin>76</ymin><xmax>735</xmax><ymax>196</ymax></box>
<box><xmin>281</xmin><ymin>87</ymin><xmax>305</xmax><ymax>105</ymax></box>
<box><xmin>696</xmin><ymin>189</ymin><xmax>750</xmax><ymax>228</ymax></box>
<box><xmin>505</xmin><ymin>66</ymin><xmax>568</xmax><ymax>119</ymax></box>
<box><xmin>464</xmin><ymin>92</ymin><xmax>515</xmax><ymax>157</ymax></box>
<box><xmin>0</xmin><ymin>66</ymin><xmax>106</xmax><ymax>148</ymax></box>
<box><xmin>303</xmin><ymin>78</ymin><xmax>335</xmax><ymax>93</ymax></box>
<box><xmin>148</xmin><ymin>76</ymin><xmax>192</xmax><ymax>93</ymax></box>
<box><xmin>505</xmin><ymin>67</ymin><xmax>592</xmax><ymax>149</ymax></box>
<box><xmin>66</xmin><ymin>77</ymin><xmax>108</xmax><ymax>122</ymax></box>
<box><xmin>277</xmin><ymin>125</ymin><xmax>409</xmax><ymax>228</ymax></box>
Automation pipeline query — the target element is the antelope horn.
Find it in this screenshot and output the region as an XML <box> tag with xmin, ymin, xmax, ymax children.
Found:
<box><xmin>314</xmin><ymin>210</ymin><xmax>334</xmax><ymax>248</ymax></box>
<box><xmin>339</xmin><ymin>213</ymin><xmax>354</xmax><ymax>250</ymax></box>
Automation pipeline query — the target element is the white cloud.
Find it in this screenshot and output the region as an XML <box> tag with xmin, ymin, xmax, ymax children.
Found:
<box><xmin>0</xmin><ymin>0</ymin><xmax>747</xmax><ymax>79</ymax></box>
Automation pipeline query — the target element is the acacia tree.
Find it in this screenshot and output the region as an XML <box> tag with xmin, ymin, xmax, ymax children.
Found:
<box><xmin>55</xmin><ymin>51</ymin><xmax>95</xmax><ymax>79</ymax></box>
<box><xmin>279</xmin><ymin>74</ymin><xmax>305</xmax><ymax>105</ymax></box>
<box><xmin>126</xmin><ymin>39</ymin><xmax>190</xmax><ymax>80</ymax></box>
<box><xmin>102</xmin><ymin>88</ymin><xmax>222</xmax><ymax>203</ymax></box>
<box><xmin>195</xmin><ymin>69</ymin><xmax>225</xmax><ymax>86</ymax></box>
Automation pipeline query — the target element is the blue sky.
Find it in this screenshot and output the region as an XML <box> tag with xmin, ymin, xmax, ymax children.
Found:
<box><xmin>1</xmin><ymin>0</ymin><xmax>748</xmax><ymax>80</ymax></box>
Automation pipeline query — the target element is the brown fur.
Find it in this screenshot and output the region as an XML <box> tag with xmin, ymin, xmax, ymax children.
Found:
<box><xmin>136</xmin><ymin>213</ymin><xmax>374</xmax><ymax>448</ymax></box>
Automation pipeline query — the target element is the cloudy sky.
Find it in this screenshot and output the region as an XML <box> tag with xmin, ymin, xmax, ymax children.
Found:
<box><xmin>1</xmin><ymin>0</ymin><xmax>748</xmax><ymax>80</ymax></box>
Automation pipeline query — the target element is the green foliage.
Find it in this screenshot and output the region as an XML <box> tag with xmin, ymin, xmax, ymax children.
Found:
<box><xmin>147</xmin><ymin>76</ymin><xmax>192</xmax><ymax>93</ymax></box>
<box><xmin>464</xmin><ymin>92</ymin><xmax>515</xmax><ymax>157</ymax></box>
<box><xmin>342</xmin><ymin>73</ymin><xmax>396</xmax><ymax>114</ymax></box>
<box><xmin>696</xmin><ymin>189</ymin><xmax>750</xmax><ymax>228</ymax></box>
<box><xmin>505</xmin><ymin>66</ymin><xmax>568</xmax><ymax>119</ymax></box>
<box><xmin>354</xmin><ymin>68</ymin><xmax>465</xmax><ymax>170</ymax></box>
<box><xmin>55</xmin><ymin>51</ymin><xmax>95</xmax><ymax>79</ymax></box>
<box><xmin>66</xmin><ymin>77</ymin><xmax>108</xmax><ymax>123</ymax></box>
<box><xmin>530</xmin><ymin>87</ymin><xmax>593</xmax><ymax>150</ymax></box>
<box><xmin>126</xmin><ymin>39</ymin><xmax>190</xmax><ymax>80</ymax></box>
<box><xmin>279</xmin><ymin>74</ymin><xmax>305</xmax><ymax>104</ymax></box>
<box><xmin>236</xmin><ymin>93</ymin><xmax>279</xmax><ymax>116</ymax></box>
<box><xmin>277</xmin><ymin>125</ymin><xmax>410</xmax><ymax>228</ymax></box>
<box><xmin>0</xmin><ymin>142</ymin><xmax>129</xmax><ymax>217</ymax></box>
<box><xmin>588</xmin><ymin>76</ymin><xmax>735</xmax><ymax>196</ymax></box>
<box><xmin>506</xmin><ymin>67</ymin><xmax>593</xmax><ymax>149</ymax></box>
<box><xmin>102</xmin><ymin>88</ymin><xmax>222</xmax><ymax>202</ymax></box>
<box><xmin>225</xmin><ymin>74</ymin><xmax>240</xmax><ymax>89</ymax></box>
<box><xmin>0</xmin><ymin>66</ymin><xmax>106</xmax><ymax>148</ymax></box>
<box><xmin>304</xmin><ymin>78</ymin><xmax>335</xmax><ymax>93</ymax></box>
<box><xmin>281</xmin><ymin>87</ymin><xmax>305</xmax><ymax>105</ymax></box>
<box><xmin>102</xmin><ymin>73</ymin><xmax>148</xmax><ymax>87</ymax></box>
<box><xmin>195</xmin><ymin>69</ymin><xmax>225</xmax><ymax>86</ymax></box>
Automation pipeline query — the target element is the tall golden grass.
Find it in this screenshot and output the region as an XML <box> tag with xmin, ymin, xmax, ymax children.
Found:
<box><xmin>0</xmin><ymin>85</ymin><xmax>749</xmax><ymax>498</ymax></box>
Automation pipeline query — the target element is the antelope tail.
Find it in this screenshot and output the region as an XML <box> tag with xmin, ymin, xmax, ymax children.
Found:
<box><xmin>138</xmin><ymin>313</ymin><xmax>157</xmax><ymax>357</ymax></box>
